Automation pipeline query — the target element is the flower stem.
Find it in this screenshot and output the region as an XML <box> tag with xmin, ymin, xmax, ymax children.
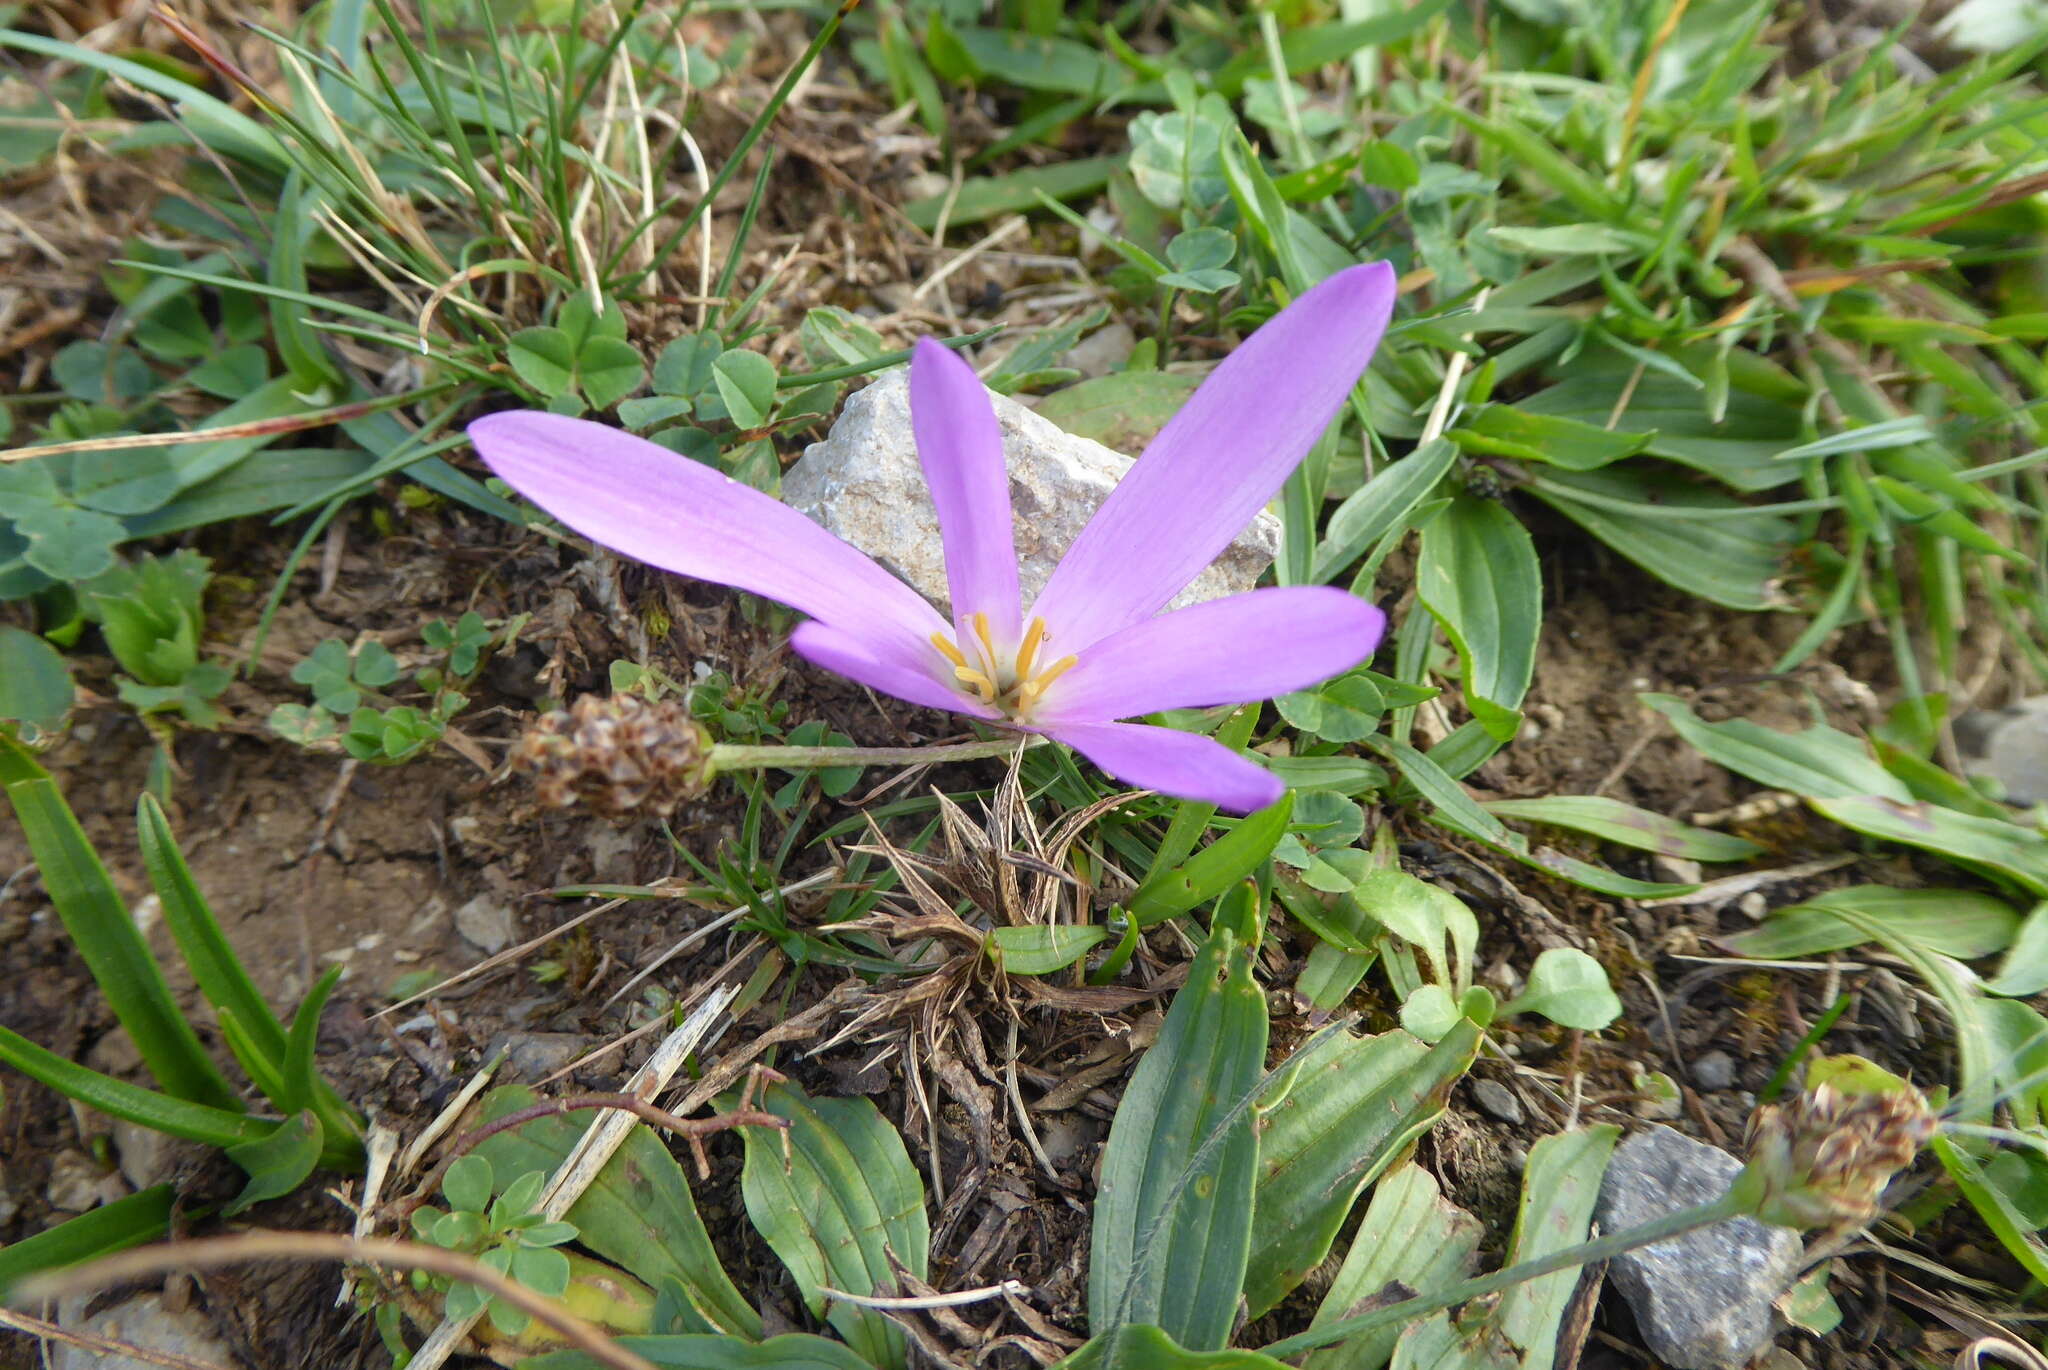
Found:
<box><xmin>708</xmin><ymin>734</ymin><xmax>1040</xmax><ymax>772</ymax></box>
<box><xmin>1257</xmin><ymin>1189</ymin><xmax>1753</xmax><ymax>1360</ymax></box>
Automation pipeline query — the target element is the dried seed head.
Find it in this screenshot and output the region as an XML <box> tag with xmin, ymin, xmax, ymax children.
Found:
<box><xmin>512</xmin><ymin>693</ymin><xmax>713</xmax><ymax>819</ymax></box>
<box><xmin>1739</xmin><ymin>1082</ymin><xmax>1936</xmax><ymax>1232</ymax></box>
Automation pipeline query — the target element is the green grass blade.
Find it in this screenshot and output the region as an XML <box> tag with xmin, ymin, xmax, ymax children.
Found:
<box><xmin>0</xmin><ymin>735</ymin><xmax>239</xmax><ymax>1111</ymax></box>
<box><xmin>0</xmin><ymin>1025</ymin><xmax>266</xmax><ymax>1148</ymax></box>
<box><xmin>0</xmin><ymin>1185</ymin><xmax>175</xmax><ymax>1295</ymax></box>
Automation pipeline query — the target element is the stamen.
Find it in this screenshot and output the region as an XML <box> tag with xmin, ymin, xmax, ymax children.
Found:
<box><xmin>970</xmin><ymin>611</ymin><xmax>998</xmax><ymax>672</ymax></box>
<box><xmin>953</xmin><ymin>666</ymin><xmax>998</xmax><ymax>703</ymax></box>
<box><xmin>1013</xmin><ymin>654</ymin><xmax>1079</xmax><ymax>711</ymax></box>
<box><xmin>1013</xmin><ymin>617</ymin><xmax>1047</xmax><ymax>684</ymax></box>
<box><xmin>930</xmin><ymin>633</ymin><xmax>969</xmax><ymax>669</ymax></box>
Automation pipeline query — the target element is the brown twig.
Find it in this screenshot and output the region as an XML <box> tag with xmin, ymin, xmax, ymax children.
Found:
<box><xmin>12</xmin><ymin>1232</ymin><xmax>659</xmax><ymax>1370</ymax></box>
<box><xmin>0</xmin><ymin>1308</ymin><xmax>231</xmax><ymax>1370</ymax></box>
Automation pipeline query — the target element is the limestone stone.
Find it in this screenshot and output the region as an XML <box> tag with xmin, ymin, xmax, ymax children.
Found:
<box><xmin>784</xmin><ymin>368</ymin><xmax>1280</xmax><ymax>622</ymax></box>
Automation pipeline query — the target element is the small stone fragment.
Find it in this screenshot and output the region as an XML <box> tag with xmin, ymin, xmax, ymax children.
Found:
<box><xmin>1693</xmin><ymin>1051</ymin><xmax>1737</xmax><ymax>1091</ymax></box>
<box><xmin>54</xmin><ymin>1293</ymin><xmax>241</xmax><ymax>1370</ymax></box>
<box><xmin>45</xmin><ymin>1151</ymin><xmax>125</xmax><ymax>1212</ymax></box>
<box><xmin>784</xmin><ymin>368</ymin><xmax>1280</xmax><ymax>619</ymax></box>
<box><xmin>452</xmin><ymin>894</ymin><xmax>517</xmax><ymax>954</ymax></box>
<box><xmin>110</xmin><ymin>1118</ymin><xmax>183</xmax><ymax>1191</ymax></box>
<box><xmin>1597</xmin><ymin>1125</ymin><xmax>1803</xmax><ymax>1370</ymax></box>
<box><xmin>1653</xmin><ymin>855</ymin><xmax>1703</xmax><ymax>886</ymax></box>
<box><xmin>1470</xmin><ymin>1078</ymin><xmax>1525</xmax><ymax>1125</ymax></box>
<box><xmin>488</xmin><ymin>1032</ymin><xmax>588</xmax><ymax>1082</ymax></box>
<box><xmin>1957</xmin><ymin>696</ymin><xmax>2048</xmax><ymax>804</ymax></box>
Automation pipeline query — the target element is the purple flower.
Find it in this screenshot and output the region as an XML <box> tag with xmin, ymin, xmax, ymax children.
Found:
<box><xmin>469</xmin><ymin>261</ymin><xmax>1397</xmax><ymax>812</ymax></box>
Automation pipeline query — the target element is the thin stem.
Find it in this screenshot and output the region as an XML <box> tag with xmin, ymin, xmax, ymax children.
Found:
<box><xmin>709</xmin><ymin>735</ymin><xmax>1040</xmax><ymax>772</ymax></box>
<box><xmin>1258</xmin><ymin>1189</ymin><xmax>1752</xmax><ymax>1360</ymax></box>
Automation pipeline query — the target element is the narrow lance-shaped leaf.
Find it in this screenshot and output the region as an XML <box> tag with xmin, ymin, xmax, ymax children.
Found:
<box><xmin>1416</xmin><ymin>497</ymin><xmax>1540</xmax><ymax>742</ymax></box>
<box><xmin>0</xmin><ymin>734</ymin><xmax>240</xmax><ymax>1111</ymax></box>
<box><xmin>1091</xmin><ymin>885</ymin><xmax>1267</xmax><ymax>1350</ymax></box>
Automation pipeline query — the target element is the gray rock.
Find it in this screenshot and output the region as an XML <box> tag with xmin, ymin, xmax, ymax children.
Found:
<box><xmin>1597</xmin><ymin>1126</ymin><xmax>1803</xmax><ymax>1370</ymax></box>
<box><xmin>1693</xmin><ymin>1051</ymin><xmax>1737</xmax><ymax>1092</ymax></box>
<box><xmin>54</xmin><ymin>1292</ymin><xmax>241</xmax><ymax>1370</ymax></box>
<box><xmin>452</xmin><ymin>894</ymin><xmax>517</xmax><ymax>954</ymax></box>
<box><xmin>1959</xmin><ymin>697</ymin><xmax>2048</xmax><ymax>804</ymax></box>
<box><xmin>110</xmin><ymin>1118</ymin><xmax>183</xmax><ymax>1191</ymax></box>
<box><xmin>489</xmin><ymin>1031</ymin><xmax>588</xmax><ymax>1081</ymax></box>
<box><xmin>785</xmin><ymin>368</ymin><xmax>1281</xmax><ymax>622</ymax></box>
<box><xmin>44</xmin><ymin>1151</ymin><xmax>125</xmax><ymax>1213</ymax></box>
<box><xmin>1470</xmin><ymin>1078</ymin><xmax>1524</xmax><ymax>1125</ymax></box>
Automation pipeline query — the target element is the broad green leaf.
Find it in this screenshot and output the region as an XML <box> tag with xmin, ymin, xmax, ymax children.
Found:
<box><xmin>903</xmin><ymin>157</ymin><xmax>1118</xmax><ymax>230</ymax></box>
<box><xmin>1519</xmin><ymin>357</ymin><xmax>1805</xmax><ymax>493</ymax></box>
<box><xmin>1275</xmin><ymin>672</ymin><xmax>1388</xmax><ymax>745</ymax></box>
<box><xmin>1366</xmin><ymin>738</ymin><xmax>1697</xmax><ymax>898</ymax></box>
<box><xmin>712</xmin><ymin>350</ymin><xmax>778</xmax><ymax>429</ymax></box>
<box><xmin>1353</xmin><ymin>869</ymin><xmax>1475</xmax><ymax>991</ymax></box>
<box><xmin>123</xmin><ymin>448</ymin><xmax>378</xmax><ymax>537</ymax></box>
<box><xmin>1989</xmin><ymin>902</ymin><xmax>2048</xmax><ymax>997</ymax></box>
<box><xmin>1491</xmin><ymin>1126</ymin><xmax>1620</xmax><ymax>1370</ymax></box>
<box><xmin>0</xmin><ymin>1184</ymin><xmax>174</xmax><ymax>1296</ymax></box>
<box><xmin>989</xmin><ymin>924</ymin><xmax>1108</xmax><ymax>974</ymax></box>
<box><xmin>0</xmin><ymin>627</ymin><xmax>73</xmax><ymax>731</ymax></box>
<box><xmin>653</xmin><ymin>334</ymin><xmax>723</xmax><ymax>398</ymax></box>
<box><xmin>932</xmin><ymin>22</ymin><xmax>1127</xmax><ymax>96</ymax></box>
<box><xmin>473</xmin><ymin>1087</ymin><xmax>761</xmax><ymax>1338</ymax></box>
<box><xmin>1417</xmin><ymin>497</ymin><xmax>1540</xmax><ymax>741</ymax></box>
<box><xmin>1305</xmin><ymin>1164</ymin><xmax>1481</xmax><ymax>1370</ymax></box>
<box><xmin>1036</xmin><ymin>371</ymin><xmax>1199</xmax><ymax>454</ymax></box>
<box><xmin>1127</xmin><ymin>793</ymin><xmax>1292</xmax><ymax>927</ymax></box>
<box><xmin>0</xmin><ymin>734</ymin><xmax>240</xmax><ymax>1110</ymax></box>
<box><xmin>1386</xmin><ymin>1313</ymin><xmax>1519</xmax><ymax>1369</ymax></box>
<box><xmin>1810</xmin><ymin>797</ymin><xmax>2048</xmax><ymax>897</ymax></box>
<box><xmin>741</xmin><ymin>1082</ymin><xmax>927</xmax><ymax>1369</ymax></box>
<box><xmin>16</xmin><ymin>503</ymin><xmax>126</xmax><ymax>581</ymax></box>
<box><xmin>1091</xmin><ymin>896</ymin><xmax>1266</xmax><ymax>1350</ymax></box>
<box><xmin>1723</xmin><ymin>885</ymin><xmax>2019</xmax><ymax>961</ymax></box>
<box><xmin>1246</xmin><ymin>1021</ymin><xmax>1481</xmax><ymax>1316</ymax></box>
<box><xmin>1640</xmin><ymin>694</ymin><xmax>1910</xmax><ymax>800</ymax></box>
<box><xmin>223</xmin><ymin>1111</ymin><xmax>323</xmax><ymax>1215</ymax></box>
<box><xmin>1448</xmin><ymin>406</ymin><xmax>1652</xmax><ymax>470</ymax></box>
<box><xmin>1527</xmin><ymin>467</ymin><xmax>1795</xmax><ymax>611</ymax></box>
<box><xmin>1483</xmin><ymin>795</ymin><xmax>1764</xmax><ymax>861</ymax></box>
<box><xmin>1486</xmin><ymin>224</ymin><xmax>1652</xmax><ymax>256</ymax></box>
<box><xmin>527</xmin><ymin>1333</ymin><xmax>878</xmax><ymax>1370</ymax></box>
<box><xmin>1499</xmin><ymin>949</ymin><xmax>1621</xmax><ymax>1030</ymax></box>
<box><xmin>1933</xmin><ymin>1133</ymin><xmax>2048</xmax><ymax>1290</ymax></box>
<box><xmin>1313</xmin><ymin>440</ymin><xmax>1459</xmax><ymax>584</ymax></box>
<box><xmin>1059</xmin><ymin>1324</ymin><xmax>1294</xmax><ymax>1369</ymax></box>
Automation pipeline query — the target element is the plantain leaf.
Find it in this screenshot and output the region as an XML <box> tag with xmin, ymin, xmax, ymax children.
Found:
<box><xmin>526</xmin><ymin>1333</ymin><xmax>877</xmax><ymax>1370</ymax></box>
<box><xmin>1724</xmin><ymin>885</ymin><xmax>2019</xmax><ymax>961</ymax></box>
<box><xmin>1059</xmin><ymin>1323</ymin><xmax>1295</xmax><ymax>1369</ymax></box>
<box><xmin>989</xmin><ymin>924</ymin><xmax>1109</xmax><ymax>974</ymax></box>
<box><xmin>1305</xmin><ymin>1164</ymin><xmax>1482</xmax><ymax>1370</ymax></box>
<box><xmin>740</xmin><ymin>1081</ymin><xmax>928</xmax><ymax>1370</ymax></box>
<box><xmin>1416</xmin><ymin>497</ymin><xmax>1540</xmax><ymax>741</ymax></box>
<box><xmin>1491</xmin><ymin>1126</ymin><xmax>1619</xmax><ymax>1370</ymax></box>
<box><xmin>1481</xmin><ymin>795</ymin><xmax>1764</xmax><ymax>862</ymax></box>
<box><xmin>1127</xmin><ymin>793</ymin><xmax>1293</xmax><ymax>927</ymax></box>
<box><xmin>1091</xmin><ymin>887</ymin><xmax>1267</xmax><ymax>1350</ymax></box>
<box><xmin>1245</xmin><ymin>1020</ymin><xmax>1482</xmax><ymax>1317</ymax></box>
<box><xmin>473</xmin><ymin>1087</ymin><xmax>761</xmax><ymax>1338</ymax></box>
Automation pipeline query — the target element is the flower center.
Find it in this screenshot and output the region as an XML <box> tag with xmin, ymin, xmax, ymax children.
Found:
<box><xmin>931</xmin><ymin>612</ymin><xmax>1078</xmax><ymax>721</ymax></box>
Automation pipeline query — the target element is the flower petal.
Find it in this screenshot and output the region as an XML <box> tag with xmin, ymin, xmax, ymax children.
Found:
<box><xmin>470</xmin><ymin>412</ymin><xmax>946</xmax><ymax>668</ymax></box>
<box><xmin>1042</xmin><ymin>720</ymin><xmax>1283</xmax><ymax>814</ymax></box>
<box><xmin>912</xmin><ymin>339</ymin><xmax>1021</xmax><ymax>644</ymax></box>
<box><xmin>788</xmin><ymin>621</ymin><xmax>999</xmax><ymax>719</ymax></box>
<box><xmin>1030</xmin><ymin>261</ymin><xmax>1397</xmax><ymax>651</ymax></box>
<box><xmin>1033</xmin><ymin>586</ymin><xmax>1385</xmax><ymax>723</ymax></box>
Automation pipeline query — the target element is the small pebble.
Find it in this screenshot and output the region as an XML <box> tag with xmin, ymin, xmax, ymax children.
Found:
<box><xmin>1693</xmin><ymin>1051</ymin><xmax>1737</xmax><ymax>1091</ymax></box>
<box><xmin>1654</xmin><ymin>855</ymin><xmax>1703</xmax><ymax>886</ymax></box>
<box><xmin>1471</xmin><ymin>1078</ymin><xmax>1525</xmax><ymax>1125</ymax></box>
<box><xmin>1738</xmin><ymin>891</ymin><xmax>1769</xmax><ymax>920</ymax></box>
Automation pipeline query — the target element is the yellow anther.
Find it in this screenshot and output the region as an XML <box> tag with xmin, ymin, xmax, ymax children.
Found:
<box><xmin>1013</xmin><ymin>617</ymin><xmax>1047</xmax><ymax>684</ymax></box>
<box><xmin>953</xmin><ymin>666</ymin><xmax>998</xmax><ymax>703</ymax></box>
<box><xmin>970</xmin><ymin>610</ymin><xmax>998</xmax><ymax>669</ymax></box>
<box><xmin>930</xmin><ymin>633</ymin><xmax>969</xmax><ymax>669</ymax></box>
<box><xmin>1013</xmin><ymin>654</ymin><xmax>1079</xmax><ymax>711</ymax></box>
